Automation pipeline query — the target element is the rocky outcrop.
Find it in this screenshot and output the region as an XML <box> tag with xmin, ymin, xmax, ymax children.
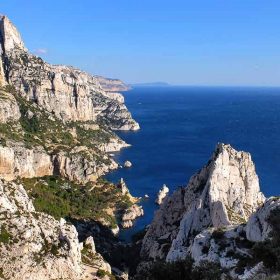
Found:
<box><xmin>0</xmin><ymin>88</ymin><xmax>21</xmax><ymax>123</ymax></box>
<box><xmin>155</xmin><ymin>184</ymin><xmax>169</xmax><ymax>205</ymax></box>
<box><xmin>0</xmin><ymin>141</ymin><xmax>118</xmax><ymax>183</ymax></box>
<box><xmin>246</xmin><ymin>197</ymin><xmax>280</xmax><ymax>242</ymax></box>
<box><xmin>0</xmin><ymin>16</ymin><xmax>139</xmax><ymax>131</ymax></box>
<box><xmin>94</xmin><ymin>76</ymin><xmax>131</xmax><ymax>92</ymax></box>
<box><xmin>0</xmin><ymin>15</ymin><xmax>26</xmax><ymax>52</ymax></box>
<box><xmin>0</xmin><ymin>142</ymin><xmax>53</xmax><ymax>181</ymax></box>
<box><xmin>141</xmin><ymin>143</ymin><xmax>265</xmax><ymax>261</ymax></box>
<box><xmin>98</xmin><ymin>137</ymin><xmax>130</xmax><ymax>153</ymax></box>
<box><xmin>53</xmin><ymin>147</ymin><xmax>118</xmax><ymax>183</ymax></box>
<box><xmin>117</xmin><ymin>178</ymin><xmax>131</xmax><ymax>196</ymax></box>
<box><xmin>121</xmin><ymin>204</ymin><xmax>144</xmax><ymax>228</ymax></box>
<box><xmin>124</xmin><ymin>160</ymin><xmax>132</xmax><ymax>168</ymax></box>
<box><xmin>0</xmin><ymin>179</ymin><xmax>82</xmax><ymax>280</ymax></box>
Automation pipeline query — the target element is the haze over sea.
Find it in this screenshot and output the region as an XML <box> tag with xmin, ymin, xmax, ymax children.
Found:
<box><xmin>106</xmin><ymin>86</ymin><xmax>280</xmax><ymax>240</ymax></box>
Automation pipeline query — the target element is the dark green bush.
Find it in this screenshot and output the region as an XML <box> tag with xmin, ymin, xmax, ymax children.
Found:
<box><xmin>149</xmin><ymin>257</ymin><xmax>194</xmax><ymax>280</ymax></box>
<box><xmin>0</xmin><ymin>226</ymin><xmax>11</xmax><ymax>244</ymax></box>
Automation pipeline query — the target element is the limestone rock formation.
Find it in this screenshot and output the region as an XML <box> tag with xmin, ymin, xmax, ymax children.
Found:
<box><xmin>0</xmin><ymin>16</ymin><xmax>139</xmax><ymax>131</ymax></box>
<box><xmin>0</xmin><ymin>141</ymin><xmax>118</xmax><ymax>183</ymax></box>
<box><xmin>246</xmin><ymin>197</ymin><xmax>280</xmax><ymax>242</ymax></box>
<box><xmin>0</xmin><ymin>88</ymin><xmax>21</xmax><ymax>123</ymax></box>
<box><xmin>141</xmin><ymin>143</ymin><xmax>265</xmax><ymax>261</ymax></box>
<box><xmin>155</xmin><ymin>184</ymin><xmax>169</xmax><ymax>205</ymax></box>
<box><xmin>124</xmin><ymin>160</ymin><xmax>132</xmax><ymax>168</ymax></box>
<box><xmin>0</xmin><ymin>141</ymin><xmax>53</xmax><ymax>181</ymax></box>
<box><xmin>0</xmin><ymin>179</ymin><xmax>82</xmax><ymax>280</ymax></box>
<box><xmin>0</xmin><ymin>14</ymin><xmax>139</xmax><ymax>280</ymax></box>
<box><xmin>0</xmin><ymin>15</ymin><xmax>26</xmax><ymax>52</ymax></box>
<box><xmin>53</xmin><ymin>147</ymin><xmax>118</xmax><ymax>184</ymax></box>
<box><xmin>121</xmin><ymin>204</ymin><xmax>144</xmax><ymax>228</ymax></box>
<box><xmin>98</xmin><ymin>137</ymin><xmax>130</xmax><ymax>153</ymax></box>
<box><xmin>95</xmin><ymin>75</ymin><xmax>131</xmax><ymax>92</ymax></box>
<box><xmin>117</xmin><ymin>178</ymin><xmax>130</xmax><ymax>196</ymax></box>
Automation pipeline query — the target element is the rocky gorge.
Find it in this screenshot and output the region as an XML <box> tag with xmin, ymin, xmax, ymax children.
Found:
<box><xmin>0</xmin><ymin>14</ymin><xmax>280</xmax><ymax>280</ymax></box>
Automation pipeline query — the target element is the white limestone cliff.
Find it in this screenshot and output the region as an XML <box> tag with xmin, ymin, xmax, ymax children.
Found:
<box><xmin>121</xmin><ymin>204</ymin><xmax>144</xmax><ymax>228</ymax></box>
<box><xmin>94</xmin><ymin>75</ymin><xmax>131</xmax><ymax>92</ymax></box>
<box><xmin>0</xmin><ymin>142</ymin><xmax>53</xmax><ymax>180</ymax></box>
<box><xmin>0</xmin><ymin>179</ymin><xmax>82</xmax><ymax>280</ymax></box>
<box><xmin>0</xmin><ymin>15</ymin><xmax>26</xmax><ymax>52</ymax></box>
<box><xmin>141</xmin><ymin>143</ymin><xmax>265</xmax><ymax>261</ymax></box>
<box><xmin>0</xmin><ymin>16</ymin><xmax>139</xmax><ymax>131</ymax></box>
<box><xmin>246</xmin><ymin>197</ymin><xmax>280</xmax><ymax>242</ymax></box>
<box><xmin>0</xmin><ymin>141</ymin><xmax>118</xmax><ymax>183</ymax></box>
<box><xmin>0</xmin><ymin>88</ymin><xmax>21</xmax><ymax>123</ymax></box>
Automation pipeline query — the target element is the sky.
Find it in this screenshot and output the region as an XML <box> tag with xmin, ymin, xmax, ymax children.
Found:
<box><xmin>1</xmin><ymin>0</ymin><xmax>280</xmax><ymax>86</ymax></box>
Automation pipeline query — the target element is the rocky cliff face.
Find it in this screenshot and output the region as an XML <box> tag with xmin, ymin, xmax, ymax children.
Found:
<box><xmin>0</xmin><ymin>16</ymin><xmax>139</xmax><ymax>130</ymax></box>
<box><xmin>0</xmin><ymin>178</ymin><xmax>117</xmax><ymax>280</ymax></box>
<box><xmin>141</xmin><ymin>144</ymin><xmax>265</xmax><ymax>261</ymax></box>
<box><xmin>0</xmin><ymin>141</ymin><xmax>53</xmax><ymax>180</ymax></box>
<box><xmin>0</xmin><ymin>179</ymin><xmax>82</xmax><ymax>280</ymax></box>
<box><xmin>0</xmin><ymin>88</ymin><xmax>20</xmax><ymax>122</ymax></box>
<box><xmin>246</xmin><ymin>196</ymin><xmax>280</xmax><ymax>242</ymax></box>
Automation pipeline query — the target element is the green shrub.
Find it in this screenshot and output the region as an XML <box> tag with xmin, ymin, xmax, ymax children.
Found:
<box><xmin>0</xmin><ymin>226</ymin><xmax>11</xmax><ymax>244</ymax></box>
<box><xmin>191</xmin><ymin>261</ymin><xmax>223</xmax><ymax>280</ymax></box>
<box><xmin>149</xmin><ymin>257</ymin><xmax>194</xmax><ymax>280</ymax></box>
<box><xmin>96</xmin><ymin>269</ymin><xmax>107</xmax><ymax>278</ymax></box>
<box><xmin>141</xmin><ymin>258</ymin><xmax>223</xmax><ymax>280</ymax></box>
<box><xmin>212</xmin><ymin>228</ymin><xmax>225</xmax><ymax>240</ymax></box>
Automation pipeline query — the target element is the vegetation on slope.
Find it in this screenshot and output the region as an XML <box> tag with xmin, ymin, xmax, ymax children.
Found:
<box><xmin>20</xmin><ymin>176</ymin><xmax>133</xmax><ymax>228</ymax></box>
<box><xmin>135</xmin><ymin>257</ymin><xmax>223</xmax><ymax>280</ymax></box>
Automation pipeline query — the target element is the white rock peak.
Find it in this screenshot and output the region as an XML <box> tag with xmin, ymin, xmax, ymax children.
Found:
<box><xmin>0</xmin><ymin>15</ymin><xmax>26</xmax><ymax>52</ymax></box>
<box><xmin>141</xmin><ymin>143</ymin><xmax>265</xmax><ymax>261</ymax></box>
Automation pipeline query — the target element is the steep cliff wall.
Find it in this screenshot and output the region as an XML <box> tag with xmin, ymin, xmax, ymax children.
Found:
<box><xmin>0</xmin><ymin>16</ymin><xmax>139</xmax><ymax>130</ymax></box>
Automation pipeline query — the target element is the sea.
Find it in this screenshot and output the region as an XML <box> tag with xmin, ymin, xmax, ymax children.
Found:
<box><xmin>106</xmin><ymin>86</ymin><xmax>280</xmax><ymax>241</ymax></box>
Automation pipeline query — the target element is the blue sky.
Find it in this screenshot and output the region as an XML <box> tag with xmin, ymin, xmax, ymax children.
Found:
<box><xmin>2</xmin><ymin>0</ymin><xmax>280</xmax><ymax>86</ymax></box>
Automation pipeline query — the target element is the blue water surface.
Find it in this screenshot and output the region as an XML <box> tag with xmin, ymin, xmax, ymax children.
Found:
<box><xmin>106</xmin><ymin>86</ymin><xmax>280</xmax><ymax>240</ymax></box>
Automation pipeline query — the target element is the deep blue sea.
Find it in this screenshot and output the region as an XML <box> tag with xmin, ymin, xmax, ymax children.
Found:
<box><xmin>106</xmin><ymin>86</ymin><xmax>280</xmax><ymax>241</ymax></box>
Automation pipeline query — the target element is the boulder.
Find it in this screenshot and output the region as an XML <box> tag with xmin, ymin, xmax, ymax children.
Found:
<box><xmin>124</xmin><ymin>160</ymin><xmax>132</xmax><ymax>168</ymax></box>
<box><xmin>246</xmin><ymin>197</ymin><xmax>280</xmax><ymax>242</ymax></box>
<box><xmin>121</xmin><ymin>204</ymin><xmax>144</xmax><ymax>228</ymax></box>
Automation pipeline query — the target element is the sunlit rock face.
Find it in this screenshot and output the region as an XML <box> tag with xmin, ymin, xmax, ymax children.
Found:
<box><xmin>0</xmin><ymin>16</ymin><xmax>139</xmax><ymax>131</ymax></box>
<box><xmin>141</xmin><ymin>143</ymin><xmax>265</xmax><ymax>261</ymax></box>
<box><xmin>246</xmin><ymin>197</ymin><xmax>280</xmax><ymax>242</ymax></box>
<box><xmin>94</xmin><ymin>75</ymin><xmax>131</xmax><ymax>92</ymax></box>
<box><xmin>0</xmin><ymin>179</ymin><xmax>82</xmax><ymax>280</ymax></box>
<box><xmin>0</xmin><ymin>142</ymin><xmax>53</xmax><ymax>181</ymax></box>
<box><xmin>0</xmin><ymin>88</ymin><xmax>21</xmax><ymax>122</ymax></box>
